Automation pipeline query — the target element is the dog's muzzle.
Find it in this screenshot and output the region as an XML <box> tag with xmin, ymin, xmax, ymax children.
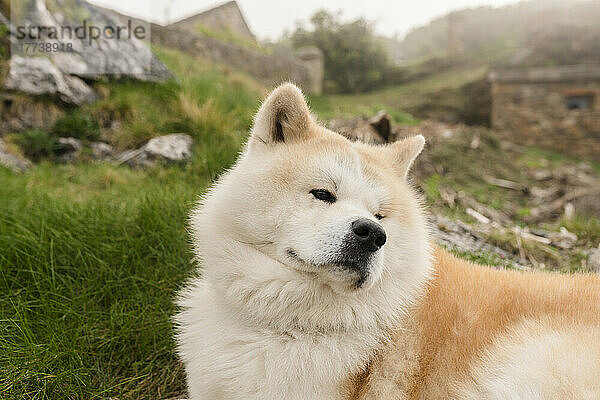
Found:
<box><xmin>337</xmin><ymin>218</ymin><xmax>386</xmax><ymax>288</ymax></box>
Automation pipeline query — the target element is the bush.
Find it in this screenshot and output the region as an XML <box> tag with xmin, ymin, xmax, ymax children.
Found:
<box><xmin>13</xmin><ymin>129</ymin><xmax>58</xmax><ymax>161</ymax></box>
<box><xmin>52</xmin><ymin>112</ymin><xmax>100</xmax><ymax>141</ymax></box>
<box><xmin>291</xmin><ymin>11</ymin><xmax>390</xmax><ymax>94</ymax></box>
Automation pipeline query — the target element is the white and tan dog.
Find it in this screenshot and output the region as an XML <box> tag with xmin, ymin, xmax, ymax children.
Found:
<box><xmin>175</xmin><ymin>83</ymin><xmax>600</xmax><ymax>399</ymax></box>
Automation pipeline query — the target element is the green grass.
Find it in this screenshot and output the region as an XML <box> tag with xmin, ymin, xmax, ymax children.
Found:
<box><xmin>519</xmin><ymin>146</ymin><xmax>600</xmax><ymax>174</ymax></box>
<box><xmin>51</xmin><ymin>112</ymin><xmax>100</xmax><ymax>142</ymax></box>
<box><xmin>0</xmin><ymin>46</ymin><xmax>264</xmax><ymax>399</ymax></box>
<box><xmin>309</xmin><ymin>65</ymin><xmax>486</xmax><ymax>122</ymax></box>
<box><xmin>0</xmin><ymin>164</ymin><xmax>201</xmax><ymax>399</ymax></box>
<box><xmin>447</xmin><ymin>247</ymin><xmax>514</xmax><ymax>269</ymax></box>
<box><xmin>424</xmin><ymin>128</ymin><xmax>529</xmax><ymax>212</ymax></box>
<box><xmin>12</xmin><ymin>130</ymin><xmax>58</xmax><ymax>162</ymax></box>
<box><xmin>88</xmin><ymin>46</ymin><xmax>262</xmax><ymax>154</ymax></box>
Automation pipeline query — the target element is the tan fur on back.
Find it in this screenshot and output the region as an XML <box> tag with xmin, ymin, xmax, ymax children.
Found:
<box><xmin>352</xmin><ymin>248</ymin><xmax>600</xmax><ymax>399</ymax></box>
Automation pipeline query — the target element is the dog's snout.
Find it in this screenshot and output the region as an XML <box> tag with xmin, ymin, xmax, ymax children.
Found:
<box><xmin>351</xmin><ymin>218</ymin><xmax>387</xmax><ymax>251</ymax></box>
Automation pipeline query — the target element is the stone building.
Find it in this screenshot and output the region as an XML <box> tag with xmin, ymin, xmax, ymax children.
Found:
<box><xmin>489</xmin><ymin>65</ymin><xmax>600</xmax><ymax>162</ymax></box>
<box><xmin>169</xmin><ymin>1</ymin><xmax>255</xmax><ymax>42</ymax></box>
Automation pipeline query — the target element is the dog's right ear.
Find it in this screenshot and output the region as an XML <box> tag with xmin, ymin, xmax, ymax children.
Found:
<box><xmin>250</xmin><ymin>83</ymin><xmax>313</xmax><ymax>146</ymax></box>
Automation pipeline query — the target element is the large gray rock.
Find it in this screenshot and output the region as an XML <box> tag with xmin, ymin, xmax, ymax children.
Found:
<box><xmin>55</xmin><ymin>137</ymin><xmax>83</xmax><ymax>162</ymax></box>
<box><xmin>3</xmin><ymin>0</ymin><xmax>171</xmax><ymax>104</ymax></box>
<box><xmin>144</xmin><ymin>134</ymin><xmax>193</xmax><ymax>162</ymax></box>
<box><xmin>0</xmin><ymin>139</ymin><xmax>32</xmax><ymax>173</ymax></box>
<box><xmin>4</xmin><ymin>56</ymin><xmax>96</xmax><ymax>105</ymax></box>
<box><xmin>91</xmin><ymin>142</ymin><xmax>114</xmax><ymax>160</ymax></box>
<box><xmin>117</xmin><ymin>134</ymin><xmax>193</xmax><ymax>168</ymax></box>
<box><xmin>13</xmin><ymin>0</ymin><xmax>170</xmax><ymax>81</ymax></box>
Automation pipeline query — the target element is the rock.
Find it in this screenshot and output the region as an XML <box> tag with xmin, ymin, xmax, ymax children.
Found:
<box><xmin>0</xmin><ymin>139</ymin><xmax>32</xmax><ymax>173</ymax></box>
<box><xmin>91</xmin><ymin>142</ymin><xmax>114</xmax><ymax>159</ymax></box>
<box><xmin>55</xmin><ymin>137</ymin><xmax>82</xmax><ymax>162</ymax></box>
<box><xmin>588</xmin><ymin>246</ymin><xmax>600</xmax><ymax>273</ymax></box>
<box><xmin>91</xmin><ymin>142</ymin><xmax>114</xmax><ymax>160</ymax></box>
<box><xmin>11</xmin><ymin>0</ymin><xmax>171</xmax><ymax>82</ymax></box>
<box><xmin>144</xmin><ymin>134</ymin><xmax>193</xmax><ymax>162</ymax></box>
<box><xmin>57</xmin><ymin>137</ymin><xmax>83</xmax><ymax>152</ymax></box>
<box><xmin>117</xmin><ymin>148</ymin><xmax>151</xmax><ymax>168</ymax></box>
<box><xmin>4</xmin><ymin>56</ymin><xmax>96</xmax><ymax>105</ymax></box>
<box><xmin>531</xmin><ymin>169</ymin><xmax>553</xmax><ymax>181</ymax></box>
<box><xmin>555</xmin><ymin>227</ymin><xmax>578</xmax><ymax>249</ymax></box>
<box><xmin>3</xmin><ymin>0</ymin><xmax>171</xmax><ymax>111</ymax></box>
<box><xmin>563</xmin><ymin>203</ymin><xmax>575</xmax><ymax>221</ymax></box>
<box><xmin>117</xmin><ymin>134</ymin><xmax>193</xmax><ymax>168</ymax></box>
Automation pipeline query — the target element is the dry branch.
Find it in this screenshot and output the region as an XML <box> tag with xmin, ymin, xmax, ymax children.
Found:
<box><xmin>526</xmin><ymin>187</ymin><xmax>600</xmax><ymax>222</ymax></box>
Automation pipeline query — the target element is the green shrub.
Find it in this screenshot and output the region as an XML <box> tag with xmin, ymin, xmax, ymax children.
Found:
<box><xmin>291</xmin><ymin>11</ymin><xmax>390</xmax><ymax>94</ymax></box>
<box><xmin>52</xmin><ymin>112</ymin><xmax>100</xmax><ymax>141</ymax></box>
<box><xmin>13</xmin><ymin>129</ymin><xmax>58</xmax><ymax>161</ymax></box>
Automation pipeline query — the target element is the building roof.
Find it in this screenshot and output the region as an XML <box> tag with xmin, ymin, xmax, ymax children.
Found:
<box><xmin>169</xmin><ymin>1</ymin><xmax>254</xmax><ymax>41</ymax></box>
<box><xmin>489</xmin><ymin>65</ymin><xmax>600</xmax><ymax>83</ymax></box>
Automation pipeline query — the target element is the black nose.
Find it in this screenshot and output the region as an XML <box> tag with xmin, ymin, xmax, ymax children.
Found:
<box><xmin>351</xmin><ymin>218</ymin><xmax>387</xmax><ymax>252</ymax></box>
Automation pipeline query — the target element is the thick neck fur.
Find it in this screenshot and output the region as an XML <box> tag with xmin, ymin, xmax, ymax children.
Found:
<box><xmin>178</xmin><ymin>209</ymin><xmax>431</xmax><ymax>399</ymax></box>
<box><xmin>191</xmin><ymin>204</ymin><xmax>432</xmax><ymax>337</ymax></box>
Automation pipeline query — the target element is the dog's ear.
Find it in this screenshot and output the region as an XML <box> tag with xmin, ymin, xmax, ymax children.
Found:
<box><xmin>388</xmin><ymin>135</ymin><xmax>425</xmax><ymax>179</ymax></box>
<box><xmin>250</xmin><ymin>83</ymin><xmax>313</xmax><ymax>145</ymax></box>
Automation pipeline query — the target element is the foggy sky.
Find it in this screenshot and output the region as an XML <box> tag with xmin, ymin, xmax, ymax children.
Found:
<box><xmin>88</xmin><ymin>0</ymin><xmax>523</xmax><ymax>40</ymax></box>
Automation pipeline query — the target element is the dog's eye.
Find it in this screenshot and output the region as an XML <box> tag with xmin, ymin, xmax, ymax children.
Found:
<box><xmin>375</xmin><ymin>213</ymin><xmax>385</xmax><ymax>220</ymax></box>
<box><xmin>310</xmin><ymin>189</ymin><xmax>336</xmax><ymax>203</ymax></box>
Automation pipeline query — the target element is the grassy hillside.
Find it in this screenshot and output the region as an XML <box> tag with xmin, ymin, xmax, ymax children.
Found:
<box><xmin>0</xmin><ymin>47</ymin><xmax>263</xmax><ymax>400</ymax></box>
<box><xmin>310</xmin><ymin>65</ymin><xmax>487</xmax><ymax>124</ymax></box>
<box><xmin>5</xmin><ymin>45</ymin><xmax>263</xmax><ymax>173</ymax></box>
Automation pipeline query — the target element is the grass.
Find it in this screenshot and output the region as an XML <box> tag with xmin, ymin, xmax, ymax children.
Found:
<box><xmin>12</xmin><ymin>130</ymin><xmax>58</xmax><ymax>162</ymax></box>
<box><xmin>0</xmin><ymin>45</ymin><xmax>264</xmax><ymax>399</ymax></box>
<box><xmin>0</xmin><ymin>164</ymin><xmax>198</xmax><ymax>399</ymax></box>
<box><xmin>89</xmin><ymin>46</ymin><xmax>262</xmax><ymax>152</ymax></box>
<box><xmin>309</xmin><ymin>65</ymin><xmax>486</xmax><ymax>122</ymax></box>
<box><xmin>447</xmin><ymin>247</ymin><xmax>515</xmax><ymax>269</ymax></box>
<box><xmin>51</xmin><ymin>112</ymin><xmax>100</xmax><ymax>142</ymax></box>
<box><xmin>424</xmin><ymin>128</ymin><xmax>529</xmax><ymax>214</ymax></box>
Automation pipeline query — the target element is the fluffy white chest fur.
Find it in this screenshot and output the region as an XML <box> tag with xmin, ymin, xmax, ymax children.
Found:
<box><xmin>177</xmin><ymin>281</ymin><xmax>384</xmax><ymax>400</ymax></box>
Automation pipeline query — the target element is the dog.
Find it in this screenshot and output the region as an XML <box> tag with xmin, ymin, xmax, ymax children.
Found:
<box><xmin>175</xmin><ymin>83</ymin><xmax>600</xmax><ymax>399</ymax></box>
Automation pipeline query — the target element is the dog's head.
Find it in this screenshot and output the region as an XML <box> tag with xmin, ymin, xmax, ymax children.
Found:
<box><xmin>191</xmin><ymin>83</ymin><xmax>431</xmax><ymax>329</ymax></box>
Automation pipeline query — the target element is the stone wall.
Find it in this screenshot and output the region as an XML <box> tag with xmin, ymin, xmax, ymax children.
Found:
<box><xmin>490</xmin><ymin>67</ymin><xmax>600</xmax><ymax>162</ymax></box>
<box><xmin>150</xmin><ymin>23</ymin><xmax>323</xmax><ymax>94</ymax></box>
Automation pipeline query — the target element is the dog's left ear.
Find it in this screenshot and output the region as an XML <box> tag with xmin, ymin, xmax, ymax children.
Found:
<box><xmin>250</xmin><ymin>83</ymin><xmax>313</xmax><ymax>146</ymax></box>
<box><xmin>388</xmin><ymin>135</ymin><xmax>425</xmax><ymax>179</ymax></box>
